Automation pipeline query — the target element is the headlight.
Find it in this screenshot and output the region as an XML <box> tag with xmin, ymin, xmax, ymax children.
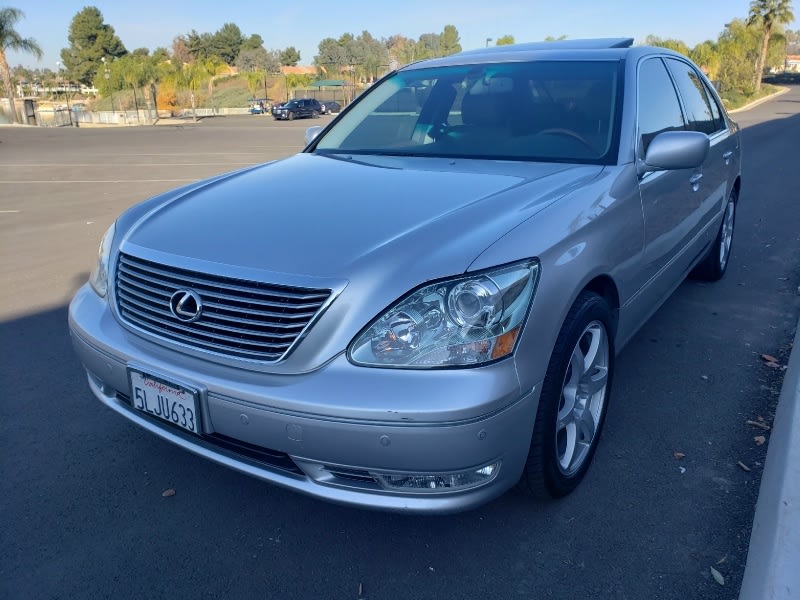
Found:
<box><xmin>349</xmin><ymin>260</ymin><xmax>539</xmax><ymax>368</ymax></box>
<box><xmin>89</xmin><ymin>223</ymin><xmax>115</xmax><ymax>297</ymax></box>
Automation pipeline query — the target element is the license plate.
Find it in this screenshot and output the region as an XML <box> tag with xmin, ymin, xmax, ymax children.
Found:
<box><xmin>129</xmin><ymin>370</ymin><xmax>201</xmax><ymax>434</ymax></box>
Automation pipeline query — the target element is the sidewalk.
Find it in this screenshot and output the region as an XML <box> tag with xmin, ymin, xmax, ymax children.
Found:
<box><xmin>739</xmin><ymin>319</ymin><xmax>800</xmax><ymax>599</ymax></box>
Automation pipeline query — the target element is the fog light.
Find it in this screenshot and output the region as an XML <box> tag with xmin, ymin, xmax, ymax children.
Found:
<box><xmin>374</xmin><ymin>462</ymin><xmax>500</xmax><ymax>493</ymax></box>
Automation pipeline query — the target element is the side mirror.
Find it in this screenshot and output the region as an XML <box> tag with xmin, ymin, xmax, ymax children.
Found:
<box><xmin>640</xmin><ymin>131</ymin><xmax>710</xmax><ymax>173</ymax></box>
<box><xmin>305</xmin><ymin>126</ymin><xmax>323</xmax><ymax>146</ymax></box>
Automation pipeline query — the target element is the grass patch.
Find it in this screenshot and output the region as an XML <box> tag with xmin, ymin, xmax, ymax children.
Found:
<box><xmin>721</xmin><ymin>83</ymin><xmax>784</xmax><ymax>110</ymax></box>
<box><xmin>206</xmin><ymin>85</ymin><xmax>253</xmax><ymax>109</ymax></box>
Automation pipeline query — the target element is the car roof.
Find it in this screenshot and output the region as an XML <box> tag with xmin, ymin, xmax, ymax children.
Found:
<box><xmin>459</xmin><ymin>38</ymin><xmax>634</xmax><ymax>55</ymax></box>
<box><xmin>401</xmin><ymin>38</ymin><xmax>668</xmax><ymax>70</ymax></box>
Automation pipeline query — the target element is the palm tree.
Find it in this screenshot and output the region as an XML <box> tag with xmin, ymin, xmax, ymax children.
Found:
<box><xmin>0</xmin><ymin>7</ymin><xmax>42</xmax><ymax>123</ymax></box>
<box><xmin>748</xmin><ymin>0</ymin><xmax>795</xmax><ymax>93</ymax></box>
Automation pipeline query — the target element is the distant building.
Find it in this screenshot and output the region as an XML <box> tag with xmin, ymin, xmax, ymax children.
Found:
<box><xmin>281</xmin><ymin>65</ymin><xmax>317</xmax><ymax>76</ymax></box>
<box><xmin>786</xmin><ymin>55</ymin><xmax>800</xmax><ymax>72</ymax></box>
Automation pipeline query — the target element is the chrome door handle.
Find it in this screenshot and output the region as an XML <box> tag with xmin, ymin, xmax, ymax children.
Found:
<box><xmin>689</xmin><ymin>173</ymin><xmax>703</xmax><ymax>191</ymax></box>
<box><xmin>723</xmin><ymin>150</ymin><xmax>733</xmax><ymax>165</ymax></box>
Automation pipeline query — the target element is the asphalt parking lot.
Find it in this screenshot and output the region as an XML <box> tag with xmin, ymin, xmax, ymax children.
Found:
<box><xmin>1</xmin><ymin>106</ymin><xmax>799</xmax><ymax>599</ymax></box>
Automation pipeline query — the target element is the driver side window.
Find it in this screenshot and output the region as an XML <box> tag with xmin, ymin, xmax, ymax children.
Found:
<box><xmin>638</xmin><ymin>58</ymin><xmax>686</xmax><ymax>155</ymax></box>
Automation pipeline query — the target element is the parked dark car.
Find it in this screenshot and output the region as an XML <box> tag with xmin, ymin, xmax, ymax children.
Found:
<box><xmin>320</xmin><ymin>100</ymin><xmax>342</xmax><ymax>114</ymax></box>
<box><xmin>272</xmin><ymin>98</ymin><xmax>322</xmax><ymax>120</ymax></box>
<box><xmin>70</xmin><ymin>38</ymin><xmax>741</xmax><ymax>514</ymax></box>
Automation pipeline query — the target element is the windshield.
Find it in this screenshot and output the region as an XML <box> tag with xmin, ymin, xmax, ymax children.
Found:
<box><xmin>314</xmin><ymin>60</ymin><xmax>621</xmax><ymax>163</ymax></box>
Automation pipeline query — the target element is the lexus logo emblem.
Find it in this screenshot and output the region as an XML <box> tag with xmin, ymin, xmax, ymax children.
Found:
<box><xmin>169</xmin><ymin>290</ymin><xmax>203</xmax><ymax>322</ymax></box>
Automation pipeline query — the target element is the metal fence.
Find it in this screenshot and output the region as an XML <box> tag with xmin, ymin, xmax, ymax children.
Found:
<box><xmin>27</xmin><ymin>106</ymin><xmax>254</xmax><ymax>127</ymax></box>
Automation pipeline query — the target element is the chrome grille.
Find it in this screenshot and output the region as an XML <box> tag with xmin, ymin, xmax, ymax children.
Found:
<box><xmin>115</xmin><ymin>253</ymin><xmax>331</xmax><ymax>361</ymax></box>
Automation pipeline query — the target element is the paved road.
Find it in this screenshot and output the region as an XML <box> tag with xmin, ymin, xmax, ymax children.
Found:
<box><xmin>1</xmin><ymin>93</ymin><xmax>798</xmax><ymax>599</ymax></box>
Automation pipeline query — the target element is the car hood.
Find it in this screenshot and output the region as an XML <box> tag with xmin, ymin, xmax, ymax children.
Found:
<box><xmin>120</xmin><ymin>153</ymin><xmax>603</xmax><ymax>370</ymax></box>
<box><xmin>125</xmin><ymin>153</ymin><xmax>599</xmax><ymax>276</ymax></box>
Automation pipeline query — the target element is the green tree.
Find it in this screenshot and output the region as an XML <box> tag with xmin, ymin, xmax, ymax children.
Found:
<box><xmin>645</xmin><ymin>35</ymin><xmax>690</xmax><ymax>56</ymax></box>
<box><xmin>353</xmin><ymin>31</ymin><xmax>388</xmax><ymax>81</ymax></box>
<box><xmin>236</xmin><ymin>47</ymin><xmax>270</xmax><ymax>72</ymax></box>
<box><xmin>787</xmin><ymin>28</ymin><xmax>800</xmax><ymax>52</ymax></box>
<box><xmin>440</xmin><ymin>24</ymin><xmax>462</xmax><ymax>55</ymax></box>
<box><xmin>116</xmin><ymin>54</ymin><xmax>155</xmax><ymax>118</ymax></box>
<box><xmin>242</xmin><ymin>34</ymin><xmax>264</xmax><ymax>52</ymax></box>
<box><xmin>243</xmin><ymin>70</ymin><xmax>265</xmax><ymax>98</ymax></box>
<box><xmin>748</xmin><ymin>0</ymin><xmax>795</xmax><ymax>91</ymax></box>
<box><xmin>96</xmin><ymin>56</ymin><xmax>121</xmax><ymax>105</ymax></box>
<box><xmin>210</xmin><ymin>22</ymin><xmax>244</xmax><ymax>65</ymax></box>
<box><xmin>496</xmin><ymin>35</ymin><xmax>515</xmax><ymax>46</ymax></box>
<box><xmin>415</xmin><ymin>33</ymin><xmax>440</xmax><ymax>60</ymax></box>
<box><xmin>1</xmin><ymin>7</ymin><xmax>42</xmax><ymax>123</ymax></box>
<box><xmin>385</xmin><ymin>34</ymin><xmax>416</xmax><ymax>65</ymax></box>
<box><xmin>690</xmin><ymin>41</ymin><xmax>721</xmax><ymax>80</ymax></box>
<box><xmin>10</xmin><ymin>63</ymin><xmax>36</xmax><ymax>97</ymax></box>
<box><xmin>60</xmin><ymin>6</ymin><xmax>126</xmax><ymax>86</ymax></box>
<box><xmin>315</xmin><ymin>36</ymin><xmax>349</xmax><ymax>73</ymax></box>
<box><xmin>180</xmin><ymin>60</ymin><xmax>209</xmax><ymax>121</ymax></box>
<box><xmin>717</xmin><ymin>19</ymin><xmax>762</xmax><ymax>95</ymax></box>
<box><xmin>152</xmin><ymin>47</ymin><xmax>170</xmax><ymax>63</ymax></box>
<box><xmin>185</xmin><ymin>29</ymin><xmax>214</xmax><ymax>61</ymax></box>
<box><xmin>279</xmin><ymin>46</ymin><xmax>301</xmax><ymax>66</ymax></box>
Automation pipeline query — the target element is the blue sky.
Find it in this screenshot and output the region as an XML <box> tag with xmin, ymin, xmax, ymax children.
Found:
<box><xmin>7</xmin><ymin>0</ymin><xmax>798</xmax><ymax>69</ymax></box>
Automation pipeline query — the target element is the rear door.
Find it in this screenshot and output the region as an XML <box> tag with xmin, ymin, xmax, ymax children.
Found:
<box><xmin>633</xmin><ymin>55</ymin><xmax>734</xmax><ymax>309</ymax></box>
<box><xmin>664</xmin><ymin>57</ymin><xmax>736</xmax><ymax>234</ymax></box>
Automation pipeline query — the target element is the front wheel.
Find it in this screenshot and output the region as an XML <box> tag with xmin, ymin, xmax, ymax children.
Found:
<box><xmin>287</xmin><ymin>112</ymin><xmax>295</xmax><ymax>121</ymax></box>
<box><xmin>519</xmin><ymin>291</ymin><xmax>614</xmax><ymax>498</ymax></box>
<box><xmin>691</xmin><ymin>188</ymin><xmax>737</xmax><ymax>281</ymax></box>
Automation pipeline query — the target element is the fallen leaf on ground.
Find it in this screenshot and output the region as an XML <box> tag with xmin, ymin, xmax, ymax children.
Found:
<box><xmin>673</xmin><ymin>452</ymin><xmax>686</xmax><ymax>460</ymax></box>
<box><xmin>716</xmin><ymin>555</ymin><xmax>728</xmax><ymax>565</ymax></box>
<box><xmin>162</xmin><ymin>488</ymin><xmax>176</xmax><ymax>497</ymax></box>
<box><xmin>710</xmin><ymin>566</ymin><xmax>725</xmax><ymax>586</ymax></box>
<box><xmin>761</xmin><ymin>354</ymin><xmax>778</xmax><ymax>363</ymax></box>
<box><xmin>746</xmin><ymin>420</ymin><xmax>771</xmax><ymax>431</ymax></box>
<box><xmin>754</xmin><ymin>436</ymin><xmax>766</xmax><ymax>445</ymax></box>
<box><xmin>737</xmin><ymin>461</ymin><xmax>751</xmax><ymax>472</ymax></box>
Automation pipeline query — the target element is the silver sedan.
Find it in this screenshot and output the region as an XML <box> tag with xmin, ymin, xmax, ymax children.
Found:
<box><xmin>69</xmin><ymin>38</ymin><xmax>741</xmax><ymax>513</ymax></box>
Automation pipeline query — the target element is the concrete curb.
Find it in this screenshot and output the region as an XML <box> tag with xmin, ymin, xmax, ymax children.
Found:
<box><xmin>739</xmin><ymin>319</ymin><xmax>800</xmax><ymax>600</ymax></box>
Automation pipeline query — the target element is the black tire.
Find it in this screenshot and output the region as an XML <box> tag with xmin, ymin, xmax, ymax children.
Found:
<box><xmin>312</xmin><ymin>110</ymin><xmax>319</xmax><ymax>118</ymax></box>
<box><xmin>690</xmin><ymin>188</ymin><xmax>737</xmax><ymax>281</ymax></box>
<box><xmin>519</xmin><ymin>291</ymin><xmax>614</xmax><ymax>498</ymax></box>
<box><xmin>288</xmin><ymin>112</ymin><xmax>295</xmax><ymax>121</ymax></box>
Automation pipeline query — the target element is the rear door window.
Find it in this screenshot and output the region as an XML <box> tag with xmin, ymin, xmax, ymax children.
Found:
<box><xmin>665</xmin><ymin>58</ymin><xmax>721</xmax><ymax>135</ymax></box>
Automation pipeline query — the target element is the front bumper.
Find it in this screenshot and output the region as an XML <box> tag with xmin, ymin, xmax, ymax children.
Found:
<box><xmin>68</xmin><ymin>284</ymin><xmax>540</xmax><ymax>513</ymax></box>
